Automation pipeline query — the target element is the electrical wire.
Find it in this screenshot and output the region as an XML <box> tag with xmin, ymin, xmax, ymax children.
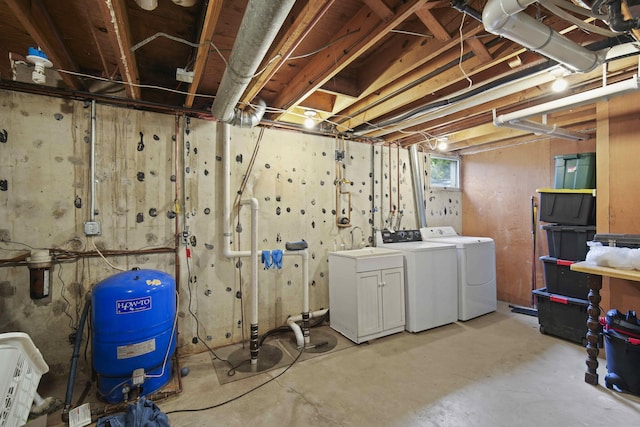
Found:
<box><xmin>55</xmin><ymin>258</ymin><xmax>77</xmax><ymax>330</ymax></box>
<box><xmin>165</xmin><ymin>346</ymin><xmax>305</xmax><ymax>415</ymax></box>
<box><xmin>458</xmin><ymin>15</ymin><xmax>473</xmax><ymax>88</ymax></box>
<box><xmin>183</xmin><ymin>243</ymin><xmax>235</xmax><ymax>370</ymax></box>
<box><xmin>145</xmin><ymin>291</ymin><xmax>179</xmax><ymax>380</ymax></box>
<box><xmin>129</xmin><ymin>29</ymin><xmax>362</xmax><ymax>76</ymax></box>
<box><xmin>92</xmin><ymin>238</ymin><xmax>127</xmax><ymax>272</ymax></box>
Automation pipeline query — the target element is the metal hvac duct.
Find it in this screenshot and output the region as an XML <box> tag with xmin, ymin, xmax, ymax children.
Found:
<box><xmin>211</xmin><ymin>0</ymin><xmax>295</xmax><ymax>127</ymax></box>
<box><xmin>482</xmin><ymin>0</ymin><xmax>606</xmax><ymax>73</ymax></box>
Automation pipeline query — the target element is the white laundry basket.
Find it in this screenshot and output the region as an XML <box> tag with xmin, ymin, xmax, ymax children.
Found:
<box><xmin>0</xmin><ymin>333</ymin><xmax>49</xmax><ymax>427</ymax></box>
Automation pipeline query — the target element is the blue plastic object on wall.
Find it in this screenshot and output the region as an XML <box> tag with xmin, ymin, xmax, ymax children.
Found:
<box><xmin>92</xmin><ymin>269</ymin><xmax>176</xmax><ymax>403</ymax></box>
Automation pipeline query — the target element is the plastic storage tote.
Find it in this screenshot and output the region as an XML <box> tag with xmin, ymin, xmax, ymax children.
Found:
<box><xmin>537</xmin><ymin>189</ymin><xmax>596</xmax><ymax>226</ymax></box>
<box><xmin>554</xmin><ymin>152</ymin><xmax>596</xmax><ymax>189</ymax></box>
<box><xmin>0</xmin><ymin>333</ymin><xmax>49</xmax><ymax>427</ymax></box>
<box><xmin>532</xmin><ymin>288</ymin><xmax>592</xmax><ymax>345</ymax></box>
<box><xmin>542</xmin><ymin>224</ymin><xmax>596</xmax><ymax>261</ymax></box>
<box><xmin>539</xmin><ymin>256</ymin><xmax>590</xmax><ymax>299</ymax></box>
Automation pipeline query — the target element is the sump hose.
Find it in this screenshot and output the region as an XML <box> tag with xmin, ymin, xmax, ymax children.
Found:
<box><xmin>62</xmin><ymin>297</ymin><xmax>91</xmax><ymax>421</ymax></box>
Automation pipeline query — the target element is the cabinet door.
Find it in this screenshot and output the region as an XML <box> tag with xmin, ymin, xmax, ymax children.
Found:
<box><xmin>356</xmin><ymin>271</ymin><xmax>383</xmax><ymax>337</ymax></box>
<box><xmin>381</xmin><ymin>267</ymin><xmax>405</xmax><ymax>330</ymax></box>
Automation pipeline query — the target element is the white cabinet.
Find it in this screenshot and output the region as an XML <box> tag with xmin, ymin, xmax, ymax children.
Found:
<box><xmin>329</xmin><ymin>248</ymin><xmax>405</xmax><ymax>344</ymax></box>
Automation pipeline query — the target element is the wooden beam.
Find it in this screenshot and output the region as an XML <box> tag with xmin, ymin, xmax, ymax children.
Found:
<box><xmin>465</xmin><ymin>37</ymin><xmax>492</xmax><ymax>63</ymax></box>
<box><xmin>271</xmin><ymin>0</ymin><xmax>429</xmax><ymax>117</ymax></box>
<box><xmin>241</xmin><ymin>0</ymin><xmax>336</xmax><ymax>105</ymax></box>
<box><xmin>184</xmin><ymin>0</ymin><xmax>223</xmax><ymax>108</ymax></box>
<box><xmin>361</xmin><ymin>0</ymin><xmax>394</xmax><ymax>21</ymax></box>
<box><xmin>340</xmin><ymin>35</ymin><xmax>519</xmax><ymax>132</ymax></box>
<box><xmin>336</xmin><ymin>21</ymin><xmax>485</xmax><ymax>126</ymax></box>
<box><xmin>299</xmin><ymin>91</ymin><xmax>336</xmax><ymax>113</ymax></box>
<box><xmin>415</xmin><ymin>7</ymin><xmax>451</xmax><ymax>41</ymax></box>
<box><xmin>4</xmin><ymin>0</ymin><xmax>84</xmax><ymax>90</ymax></box>
<box><xmin>96</xmin><ymin>0</ymin><xmax>141</xmax><ymax>99</ymax></box>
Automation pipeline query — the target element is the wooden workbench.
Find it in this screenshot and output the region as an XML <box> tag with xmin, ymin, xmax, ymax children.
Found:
<box><xmin>570</xmin><ymin>261</ymin><xmax>640</xmax><ymax>385</ymax></box>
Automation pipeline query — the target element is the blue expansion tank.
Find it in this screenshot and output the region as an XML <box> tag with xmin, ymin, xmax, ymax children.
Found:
<box><xmin>92</xmin><ymin>269</ymin><xmax>176</xmax><ymax>403</ymax></box>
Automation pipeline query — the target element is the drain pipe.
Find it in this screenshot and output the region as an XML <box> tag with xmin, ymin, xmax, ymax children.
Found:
<box><xmin>220</xmin><ymin>123</ymin><xmax>318</xmax><ymax>353</ymax></box>
<box><xmin>220</xmin><ymin>123</ymin><xmax>259</xmax><ymax>365</ymax></box>
<box><xmin>482</xmin><ymin>0</ymin><xmax>606</xmax><ymax>72</ymax></box>
<box><xmin>409</xmin><ymin>145</ymin><xmax>428</xmax><ymax>228</ymax></box>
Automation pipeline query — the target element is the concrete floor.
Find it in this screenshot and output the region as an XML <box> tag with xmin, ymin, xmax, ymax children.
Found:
<box><xmin>39</xmin><ymin>301</ymin><xmax>640</xmax><ymax>426</ymax></box>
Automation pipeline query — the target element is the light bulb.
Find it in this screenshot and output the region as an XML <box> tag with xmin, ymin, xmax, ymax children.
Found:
<box><xmin>304</xmin><ymin>117</ymin><xmax>315</xmax><ymax>128</ymax></box>
<box><xmin>552</xmin><ymin>77</ymin><xmax>568</xmax><ymax>92</ymax></box>
<box><xmin>303</xmin><ymin>109</ymin><xmax>317</xmax><ymax>129</ymax></box>
<box><xmin>437</xmin><ymin>141</ymin><xmax>448</xmax><ymax>151</ymax></box>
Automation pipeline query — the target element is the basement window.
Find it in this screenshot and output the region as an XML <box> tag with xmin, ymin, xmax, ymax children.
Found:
<box><xmin>428</xmin><ymin>155</ymin><xmax>460</xmax><ymax>189</ymax></box>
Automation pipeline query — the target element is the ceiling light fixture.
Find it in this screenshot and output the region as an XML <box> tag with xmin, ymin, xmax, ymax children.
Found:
<box><xmin>26</xmin><ymin>47</ymin><xmax>52</xmax><ymax>85</ymax></box>
<box><xmin>551</xmin><ymin>76</ymin><xmax>568</xmax><ymax>92</ymax></box>
<box><xmin>303</xmin><ymin>109</ymin><xmax>317</xmax><ymax>129</ymax></box>
<box><xmin>436</xmin><ymin>136</ymin><xmax>449</xmax><ymax>151</ymax></box>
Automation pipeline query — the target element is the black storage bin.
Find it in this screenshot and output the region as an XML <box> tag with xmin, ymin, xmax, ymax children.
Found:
<box><xmin>603</xmin><ymin>328</ymin><xmax>640</xmax><ymax>395</ymax></box>
<box><xmin>542</xmin><ymin>224</ymin><xmax>596</xmax><ymax>261</ymax></box>
<box><xmin>540</xmin><ymin>256</ymin><xmax>590</xmax><ymax>299</ymax></box>
<box><xmin>537</xmin><ymin>189</ymin><xmax>596</xmax><ymax>226</ymax></box>
<box><xmin>533</xmin><ymin>288</ymin><xmax>593</xmax><ymax>345</ymax></box>
<box><xmin>594</xmin><ymin>234</ymin><xmax>640</xmax><ymax>249</ymax></box>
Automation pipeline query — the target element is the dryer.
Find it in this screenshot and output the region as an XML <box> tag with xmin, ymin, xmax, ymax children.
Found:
<box><xmin>421</xmin><ymin>226</ymin><xmax>496</xmax><ymax>321</ymax></box>
<box><xmin>376</xmin><ymin>229</ymin><xmax>458</xmax><ymax>332</ymax></box>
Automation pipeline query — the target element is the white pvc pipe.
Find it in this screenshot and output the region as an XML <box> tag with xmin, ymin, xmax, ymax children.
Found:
<box><xmin>495</xmin><ymin>118</ymin><xmax>586</xmax><ymax>140</ymax></box>
<box><xmin>219</xmin><ymin>123</ymin><xmax>314</xmax><ymax>355</ymax></box>
<box><xmin>240</xmin><ymin>198</ymin><xmax>259</xmax><ymax>334</ymax></box>
<box><xmin>287</xmin><ymin>309</ymin><xmax>329</xmax><ymax>348</ymax></box>
<box><xmin>482</xmin><ymin>0</ymin><xmax>604</xmax><ymax>73</ymax></box>
<box><xmin>495</xmin><ymin>75</ymin><xmax>640</xmax><ymax>124</ymax></box>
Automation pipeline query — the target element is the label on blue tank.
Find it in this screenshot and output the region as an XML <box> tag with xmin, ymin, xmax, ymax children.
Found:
<box><xmin>117</xmin><ymin>338</ymin><xmax>156</xmax><ymax>359</ymax></box>
<box><xmin>116</xmin><ymin>296</ymin><xmax>152</xmax><ymax>314</ymax></box>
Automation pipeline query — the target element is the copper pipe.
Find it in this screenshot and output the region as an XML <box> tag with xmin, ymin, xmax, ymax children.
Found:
<box><xmin>174</xmin><ymin>114</ymin><xmax>181</xmax><ymax>294</ymax></box>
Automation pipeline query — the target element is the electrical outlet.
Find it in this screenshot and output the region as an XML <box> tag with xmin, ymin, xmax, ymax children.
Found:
<box><xmin>84</xmin><ymin>221</ymin><xmax>101</xmax><ymax>236</ymax></box>
<box><xmin>132</xmin><ymin>368</ymin><xmax>145</xmax><ymax>385</ymax></box>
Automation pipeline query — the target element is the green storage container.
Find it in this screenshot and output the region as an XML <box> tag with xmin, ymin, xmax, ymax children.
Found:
<box><xmin>554</xmin><ymin>152</ymin><xmax>596</xmax><ymax>189</ymax></box>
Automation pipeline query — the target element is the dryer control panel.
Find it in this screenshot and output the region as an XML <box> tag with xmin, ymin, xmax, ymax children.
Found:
<box><xmin>377</xmin><ymin>229</ymin><xmax>423</xmax><ymax>244</ymax></box>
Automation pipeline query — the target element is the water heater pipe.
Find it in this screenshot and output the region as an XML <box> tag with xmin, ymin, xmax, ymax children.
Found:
<box><xmin>482</xmin><ymin>0</ymin><xmax>605</xmax><ymax>73</ymax></box>
<box><xmin>220</xmin><ymin>123</ymin><xmax>314</xmax><ymax>352</ymax></box>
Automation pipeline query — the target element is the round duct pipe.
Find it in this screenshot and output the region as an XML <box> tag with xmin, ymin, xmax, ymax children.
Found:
<box><xmin>171</xmin><ymin>0</ymin><xmax>197</xmax><ymax>7</ymax></box>
<box><xmin>134</xmin><ymin>0</ymin><xmax>158</xmax><ymax>10</ymax></box>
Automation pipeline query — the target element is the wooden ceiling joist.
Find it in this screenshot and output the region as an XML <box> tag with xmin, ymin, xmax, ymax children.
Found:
<box><xmin>184</xmin><ymin>0</ymin><xmax>224</xmax><ymax>108</ymax></box>
<box><xmin>96</xmin><ymin>0</ymin><xmax>141</xmax><ymax>99</ymax></box>
<box><xmin>4</xmin><ymin>0</ymin><xmax>84</xmax><ymax>90</ymax></box>
<box><xmin>271</xmin><ymin>0</ymin><xmax>429</xmax><ymax>118</ymax></box>
<box><xmin>240</xmin><ymin>0</ymin><xmax>336</xmax><ymax>107</ymax></box>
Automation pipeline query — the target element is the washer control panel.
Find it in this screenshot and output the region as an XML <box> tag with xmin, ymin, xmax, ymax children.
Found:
<box><xmin>378</xmin><ymin>229</ymin><xmax>423</xmax><ymax>244</ymax></box>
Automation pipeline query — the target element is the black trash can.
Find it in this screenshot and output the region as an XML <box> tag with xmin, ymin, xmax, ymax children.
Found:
<box><xmin>603</xmin><ymin>309</ymin><xmax>640</xmax><ymax>395</ymax></box>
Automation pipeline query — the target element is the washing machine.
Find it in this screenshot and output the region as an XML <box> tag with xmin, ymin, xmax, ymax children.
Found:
<box><xmin>376</xmin><ymin>229</ymin><xmax>458</xmax><ymax>332</ymax></box>
<box><xmin>421</xmin><ymin>226</ymin><xmax>497</xmax><ymax>321</ymax></box>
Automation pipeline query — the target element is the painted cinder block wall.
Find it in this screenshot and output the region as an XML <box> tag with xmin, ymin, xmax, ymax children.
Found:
<box><xmin>0</xmin><ymin>89</ymin><xmax>461</xmax><ymax>372</ymax></box>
